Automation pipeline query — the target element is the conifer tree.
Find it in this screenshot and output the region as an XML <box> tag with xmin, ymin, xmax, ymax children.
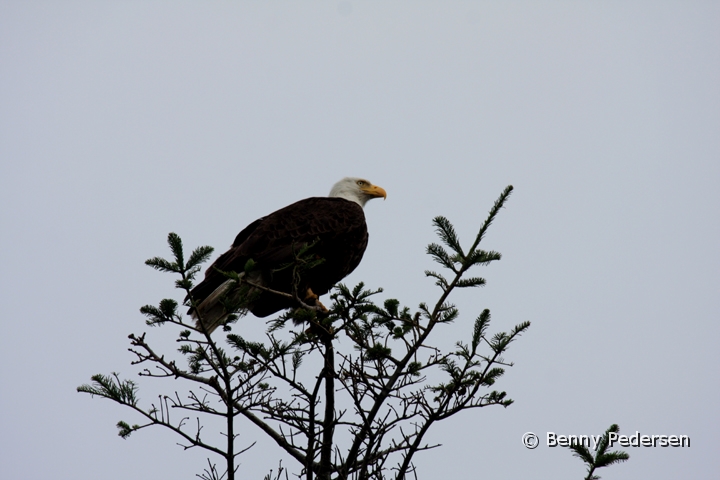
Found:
<box><xmin>79</xmin><ymin>186</ymin><xmax>628</xmax><ymax>479</ymax></box>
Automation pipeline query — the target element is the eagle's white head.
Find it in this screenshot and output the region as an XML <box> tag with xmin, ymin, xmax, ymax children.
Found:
<box><xmin>329</xmin><ymin>177</ymin><xmax>387</xmax><ymax>207</ymax></box>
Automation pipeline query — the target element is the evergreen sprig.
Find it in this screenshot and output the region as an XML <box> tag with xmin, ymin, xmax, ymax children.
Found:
<box><xmin>472</xmin><ymin>309</ymin><xmax>491</xmax><ymax>351</ymax></box>
<box><xmin>432</xmin><ymin>215</ymin><xmax>465</xmax><ymax>259</ymax></box>
<box><xmin>145</xmin><ymin>232</ymin><xmax>214</xmax><ymax>284</ymax></box>
<box><xmin>425</xmin><ymin>187</ymin><xmax>512</xmax><ymax>297</ymax></box>
<box><xmin>77</xmin><ymin>373</ymin><xmax>139</xmax><ymax>406</ymax></box>
<box><xmin>568</xmin><ymin>424</ymin><xmax>630</xmax><ymax>480</ymax></box>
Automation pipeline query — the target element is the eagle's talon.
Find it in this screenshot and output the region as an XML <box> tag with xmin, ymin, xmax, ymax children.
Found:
<box><xmin>304</xmin><ymin>287</ymin><xmax>329</xmax><ymax>313</ymax></box>
<box><xmin>305</xmin><ymin>287</ymin><xmax>319</xmax><ymax>302</ymax></box>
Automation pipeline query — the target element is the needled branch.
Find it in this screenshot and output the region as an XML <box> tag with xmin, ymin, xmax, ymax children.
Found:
<box><xmin>568</xmin><ymin>424</ymin><xmax>630</xmax><ymax>480</ymax></box>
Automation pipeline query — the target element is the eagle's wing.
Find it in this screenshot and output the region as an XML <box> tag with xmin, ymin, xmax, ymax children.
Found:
<box><xmin>189</xmin><ymin>197</ymin><xmax>367</xmax><ymax>311</ymax></box>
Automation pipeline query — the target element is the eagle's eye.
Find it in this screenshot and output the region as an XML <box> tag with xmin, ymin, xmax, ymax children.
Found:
<box><xmin>357</xmin><ymin>180</ymin><xmax>366</xmax><ymax>186</ymax></box>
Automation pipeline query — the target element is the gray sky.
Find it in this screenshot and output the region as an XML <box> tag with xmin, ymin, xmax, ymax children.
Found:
<box><xmin>1</xmin><ymin>2</ymin><xmax>718</xmax><ymax>479</ymax></box>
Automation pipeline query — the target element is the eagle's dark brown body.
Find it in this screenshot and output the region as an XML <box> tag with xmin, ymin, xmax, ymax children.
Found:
<box><xmin>189</xmin><ymin>197</ymin><xmax>369</xmax><ymax>324</ymax></box>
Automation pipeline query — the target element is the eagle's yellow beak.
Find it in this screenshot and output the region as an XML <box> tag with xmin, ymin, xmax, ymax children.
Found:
<box><xmin>362</xmin><ymin>184</ymin><xmax>387</xmax><ymax>200</ymax></box>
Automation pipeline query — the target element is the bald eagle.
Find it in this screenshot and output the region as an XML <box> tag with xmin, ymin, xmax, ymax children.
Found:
<box><xmin>188</xmin><ymin>177</ymin><xmax>386</xmax><ymax>333</ymax></box>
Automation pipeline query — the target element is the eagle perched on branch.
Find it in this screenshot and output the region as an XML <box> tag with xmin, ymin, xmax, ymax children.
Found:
<box><xmin>188</xmin><ymin>177</ymin><xmax>386</xmax><ymax>333</ymax></box>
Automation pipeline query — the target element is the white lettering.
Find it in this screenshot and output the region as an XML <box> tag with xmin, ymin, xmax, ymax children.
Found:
<box><xmin>543</xmin><ymin>431</ymin><xmax>689</xmax><ymax>448</ymax></box>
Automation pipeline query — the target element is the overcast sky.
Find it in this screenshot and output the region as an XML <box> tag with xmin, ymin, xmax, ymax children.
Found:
<box><xmin>1</xmin><ymin>2</ymin><xmax>718</xmax><ymax>479</ymax></box>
